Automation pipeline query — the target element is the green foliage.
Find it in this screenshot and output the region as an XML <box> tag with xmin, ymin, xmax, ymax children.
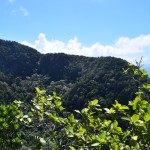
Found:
<box><xmin>0</xmin><ymin>103</ymin><xmax>22</xmax><ymax>149</ymax></box>
<box><xmin>8</xmin><ymin>59</ymin><xmax>148</xmax><ymax>149</ymax></box>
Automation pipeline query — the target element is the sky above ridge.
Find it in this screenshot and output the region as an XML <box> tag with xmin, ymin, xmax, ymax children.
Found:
<box><xmin>1</xmin><ymin>0</ymin><xmax>150</xmax><ymax>67</ymax></box>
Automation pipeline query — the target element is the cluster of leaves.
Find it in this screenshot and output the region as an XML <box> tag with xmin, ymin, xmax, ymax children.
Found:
<box><xmin>0</xmin><ymin>103</ymin><xmax>22</xmax><ymax>149</ymax></box>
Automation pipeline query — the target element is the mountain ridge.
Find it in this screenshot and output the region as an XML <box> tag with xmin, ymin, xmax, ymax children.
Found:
<box><xmin>0</xmin><ymin>39</ymin><xmax>138</xmax><ymax>110</ymax></box>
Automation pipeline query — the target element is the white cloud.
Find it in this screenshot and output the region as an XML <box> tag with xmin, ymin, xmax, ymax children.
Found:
<box><xmin>21</xmin><ymin>33</ymin><xmax>150</xmax><ymax>64</ymax></box>
<box><xmin>22</xmin><ymin>41</ymin><xmax>34</xmax><ymax>48</ymax></box>
<box><xmin>11</xmin><ymin>6</ymin><xmax>29</xmax><ymax>16</ymax></box>
<box><xmin>19</xmin><ymin>6</ymin><xmax>29</xmax><ymax>16</ymax></box>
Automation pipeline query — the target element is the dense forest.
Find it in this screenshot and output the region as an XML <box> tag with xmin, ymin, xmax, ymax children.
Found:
<box><xmin>0</xmin><ymin>39</ymin><xmax>150</xmax><ymax>149</ymax></box>
<box><xmin>0</xmin><ymin>39</ymin><xmax>139</xmax><ymax>110</ymax></box>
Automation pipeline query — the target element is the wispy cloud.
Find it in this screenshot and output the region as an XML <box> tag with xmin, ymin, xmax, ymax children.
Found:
<box><xmin>19</xmin><ymin>6</ymin><xmax>29</xmax><ymax>16</ymax></box>
<box><xmin>9</xmin><ymin>0</ymin><xmax>15</xmax><ymax>3</ymax></box>
<box><xmin>22</xmin><ymin>33</ymin><xmax>150</xmax><ymax>65</ymax></box>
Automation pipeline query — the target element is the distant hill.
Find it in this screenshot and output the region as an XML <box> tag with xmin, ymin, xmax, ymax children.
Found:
<box><xmin>0</xmin><ymin>39</ymin><xmax>140</xmax><ymax>110</ymax></box>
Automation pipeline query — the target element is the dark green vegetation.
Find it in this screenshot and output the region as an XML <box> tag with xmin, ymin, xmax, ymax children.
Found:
<box><xmin>0</xmin><ymin>39</ymin><xmax>138</xmax><ymax>111</ymax></box>
<box><xmin>0</xmin><ymin>39</ymin><xmax>150</xmax><ymax>149</ymax></box>
<box><xmin>1</xmin><ymin>58</ymin><xmax>150</xmax><ymax>149</ymax></box>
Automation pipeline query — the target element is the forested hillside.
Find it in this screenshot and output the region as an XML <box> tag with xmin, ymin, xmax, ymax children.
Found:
<box><xmin>0</xmin><ymin>39</ymin><xmax>140</xmax><ymax>110</ymax></box>
<box><xmin>1</xmin><ymin>39</ymin><xmax>150</xmax><ymax>149</ymax></box>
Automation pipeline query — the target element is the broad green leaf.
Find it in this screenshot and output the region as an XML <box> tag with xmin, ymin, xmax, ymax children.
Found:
<box><xmin>66</xmin><ymin>127</ymin><xmax>74</xmax><ymax>134</ymax></box>
<box><xmin>96</xmin><ymin>131</ymin><xmax>107</xmax><ymax>143</ymax></box>
<box><xmin>141</xmin><ymin>69</ymin><xmax>148</xmax><ymax>76</ymax></box>
<box><xmin>133</xmin><ymin>96</ymin><xmax>141</xmax><ymax>110</ymax></box>
<box><xmin>56</xmin><ymin>101</ymin><xmax>62</xmax><ymax>107</ymax></box>
<box><xmin>91</xmin><ymin>143</ymin><xmax>100</xmax><ymax>146</ymax></box>
<box><xmin>81</xmin><ymin>108</ymin><xmax>89</xmax><ymax>114</ymax></box>
<box><xmin>144</xmin><ymin>115</ymin><xmax>150</xmax><ymax>122</ymax></box>
<box><xmin>58</xmin><ymin>106</ymin><xmax>65</xmax><ymax>111</ymax></box>
<box><xmin>123</xmin><ymin>130</ymin><xmax>130</xmax><ymax>140</ymax></box>
<box><xmin>141</xmin><ymin>100</ymin><xmax>148</xmax><ymax>105</ymax></box>
<box><xmin>143</xmin><ymin>83</ymin><xmax>150</xmax><ymax>90</ymax></box>
<box><xmin>40</xmin><ymin>97</ymin><xmax>46</xmax><ymax>103</ymax></box>
<box><xmin>109</xmin><ymin>108</ymin><xmax>116</xmax><ymax>113</ymax></box>
<box><xmin>13</xmin><ymin>100</ymin><xmax>23</xmax><ymax>107</ymax></box>
<box><xmin>128</xmin><ymin>63</ymin><xmax>133</xmax><ymax>66</ymax></box>
<box><xmin>90</xmin><ymin>99</ymin><xmax>98</xmax><ymax>106</ymax></box>
<box><xmin>27</xmin><ymin>117</ymin><xmax>32</xmax><ymax>123</ymax></box>
<box><xmin>113</xmin><ymin>142</ymin><xmax>119</xmax><ymax>150</ymax></box>
<box><xmin>69</xmin><ymin>146</ymin><xmax>76</xmax><ymax>150</ymax></box>
<box><xmin>28</xmin><ymin>111</ymin><xmax>33</xmax><ymax>117</ymax></box>
<box><xmin>13</xmin><ymin>124</ymin><xmax>19</xmax><ymax>129</ymax></box>
<box><xmin>35</xmin><ymin>87</ymin><xmax>40</xmax><ymax>93</ymax></box>
<box><xmin>120</xmin><ymin>105</ymin><xmax>129</xmax><ymax>110</ymax></box>
<box><xmin>132</xmin><ymin>114</ymin><xmax>139</xmax><ymax>122</ymax></box>
<box><xmin>104</xmin><ymin>108</ymin><xmax>110</xmax><ymax>113</ymax></box>
<box><xmin>41</xmin><ymin>89</ymin><xmax>46</xmax><ymax>93</ymax></box>
<box><xmin>99</xmin><ymin>139</ymin><xmax>106</xmax><ymax>143</ymax></box>
<box><xmin>47</xmin><ymin>101</ymin><xmax>52</xmax><ymax>106</ymax></box>
<box><xmin>147</xmin><ymin>106</ymin><xmax>150</xmax><ymax>114</ymax></box>
<box><xmin>121</xmin><ymin>116</ymin><xmax>131</xmax><ymax>122</ymax></box>
<box><xmin>104</xmin><ymin>108</ymin><xmax>115</xmax><ymax>114</ymax></box>
<box><xmin>134</xmin><ymin>69</ymin><xmax>139</xmax><ymax>75</ymax></box>
<box><xmin>68</xmin><ymin>114</ymin><xmax>75</xmax><ymax>122</ymax></box>
<box><xmin>67</xmin><ymin>134</ymin><xmax>74</xmax><ymax>138</ymax></box>
<box><xmin>141</xmin><ymin>100</ymin><xmax>148</xmax><ymax>108</ymax></box>
<box><xmin>53</xmin><ymin>92</ymin><xmax>61</xmax><ymax>100</ymax></box>
<box><xmin>113</xmin><ymin>120</ymin><xmax>118</xmax><ymax>128</ymax></box>
<box><xmin>2</xmin><ymin>122</ymin><xmax>9</xmax><ymax>128</ymax></box>
<box><xmin>74</xmin><ymin>110</ymin><xmax>81</xmax><ymax>114</ymax></box>
<box><xmin>116</xmin><ymin>127</ymin><xmax>122</xmax><ymax>132</ymax></box>
<box><xmin>78</xmin><ymin>125</ymin><xmax>86</xmax><ymax>133</ymax></box>
<box><xmin>113</xmin><ymin>100</ymin><xmax>121</xmax><ymax>109</ymax></box>
<box><xmin>99</xmin><ymin>131</ymin><xmax>106</xmax><ymax>139</ymax></box>
<box><xmin>131</xmin><ymin>136</ymin><xmax>138</xmax><ymax>141</ymax></box>
<box><xmin>35</xmin><ymin>105</ymin><xmax>41</xmax><ymax>110</ymax></box>
<box><xmin>104</xmin><ymin>119</ymin><xmax>111</xmax><ymax>126</ymax></box>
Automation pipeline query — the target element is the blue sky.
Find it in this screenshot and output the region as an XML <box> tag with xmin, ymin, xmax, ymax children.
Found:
<box><xmin>1</xmin><ymin>0</ymin><xmax>150</xmax><ymax>70</ymax></box>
